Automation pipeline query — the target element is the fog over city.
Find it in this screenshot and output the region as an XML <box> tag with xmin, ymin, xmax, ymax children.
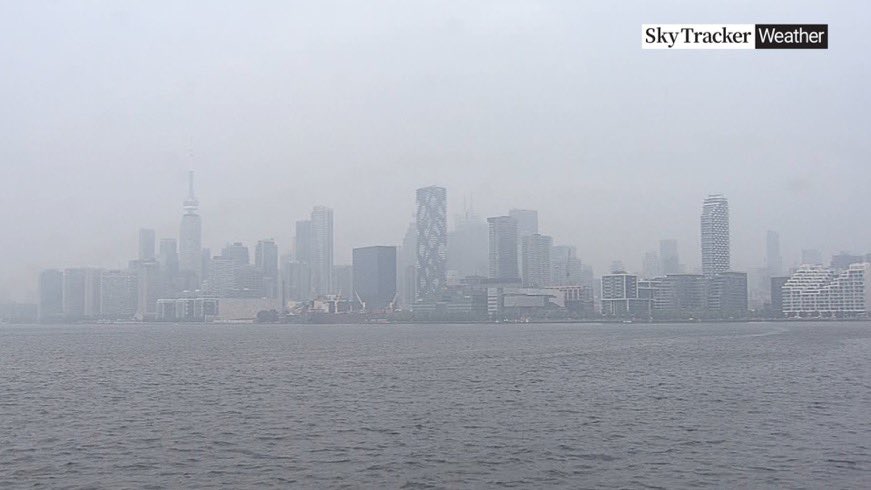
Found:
<box><xmin>2</xmin><ymin>1</ymin><xmax>868</xmax><ymax>302</ymax></box>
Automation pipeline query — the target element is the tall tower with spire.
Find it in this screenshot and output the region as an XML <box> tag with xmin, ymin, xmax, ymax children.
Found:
<box><xmin>179</xmin><ymin>171</ymin><xmax>202</xmax><ymax>289</ymax></box>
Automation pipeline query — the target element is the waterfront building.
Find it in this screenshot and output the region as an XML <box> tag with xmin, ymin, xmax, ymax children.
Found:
<box><xmin>179</xmin><ymin>171</ymin><xmax>203</xmax><ymax>286</ymax></box>
<box><xmin>706</xmin><ymin>271</ymin><xmax>748</xmax><ymax>318</ymax></box>
<box><xmin>488</xmin><ymin>216</ymin><xmax>520</xmax><ymax>282</ymax></box>
<box><xmin>138</xmin><ymin>228</ymin><xmax>156</xmax><ymax>261</ymax></box>
<box><xmin>100</xmin><ymin>269</ymin><xmax>138</xmax><ymax>319</ymax></box>
<box><xmin>446</xmin><ymin>209</ymin><xmax>488</xmax><ymax>279</ymax></box>
<box><xmin>766</xmin><ymin>230</ymin><xmax>783</xmax><ymax>278</ymax></box>
<box><xmin>311</xmin><ymin>206</ymin><xmax>334</xmax><ymax>296</ymax></box>
<box><xmin>37</xmin><ymin>269</ymin><xmax>64</xmax><ymax>322</ymax></box>
<box><xmin>782</xmin><ymin>263</ymin><xmax>871</xmax><ymax>318</ymax></box>
<box><xmin>660</xmin><ymin>239</ymin><xmax>680</xmax><ymax>275</ymax></box>
<box><xmin>601</xmin><ymin>272</ymin><xmax>651</xmax><ymax>317</ymax></box>
<box><xmin>701</xmin><ymin>194</ymin><xmax>730</xmax><ymax>276</ymax></box>
<box><xmin>352</xmin><ymin>246</ymin><xmax>397</xmax><ymax>311</ymax></box>
<box><xmin>416</xmin><ymin>186</ymin><xmax>447</xmax><ymax>299</ymax></box>
<box><xmin>255</xmin><ymin>239</ymin><xmax>279</xmax><ymax>298</ymax></box>
<box><xmin>521</xmin><ymin>234</ymin><xmax>552</xmax><ymax>288</ymax></box>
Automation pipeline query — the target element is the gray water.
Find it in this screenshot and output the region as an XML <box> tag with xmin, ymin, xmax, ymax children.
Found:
<box><xmin>1</xmin><ymin>322</ymin><xmax>869</xmax><ymax>488</ymax></box>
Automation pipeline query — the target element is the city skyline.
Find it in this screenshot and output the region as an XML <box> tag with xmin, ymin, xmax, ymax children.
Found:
<box><xmin>2</xmin><ymin>2</ymin><xmax>869</xmax><ymax>302</ymax></box>
<box><xmin>10</xmin><ymin>172</ymin><xmax>871</xmax><ymax>304</ymax></box>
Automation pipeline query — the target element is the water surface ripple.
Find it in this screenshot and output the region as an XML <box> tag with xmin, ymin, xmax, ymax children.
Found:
<box><xmin>1</xmin><ymin>322</ymin><xmax>869</xmax><ymax>488</ymax></box>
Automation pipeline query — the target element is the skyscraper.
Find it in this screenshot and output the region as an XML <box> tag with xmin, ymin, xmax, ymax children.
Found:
<box><xmin>179</xmin><ymin>171</ymin><xmax>202</xmax><ymax>287</ymax></box>
<box><xmin>207</xmin><ymin>256</ymin><xmax>236</xmax><ymax>297</ymax></box>
<box><xmin>256</xmin><ymin>239</ymin><xmax>279</xmax><ymax>298</ymax></box>
<box><xmin>642</xmin><ymin>251</ymin><xmax>661</xmax><ymax>279</ymax></box>
<box><xmin>136</xmin><ymin>260</ymin><xmax>160</xmax><ymax>320</ymax></box>
<box><xmin>100</xmin><ymin>269</ymin><xmax>137</xmax><ymax>319</ymax></box>
<box><xmin>521</xmin><ymin>234</ymin><xmax>552</xmax><ymax>287</ymax></box>
<box><xmin>353</xmin><ymin>246</ymin><xmax>397</xmax><ymax>311</ymax></box>
<box><xmin>333</xmin><ymin>265</ymin><xmax>353</xmax><ymax>299</ymax></box>
<box><xmin>295</xmin><ymin>220</ymin><xmax>312</xmax><ymax>264</ymax></box>
<box><xmin>700</xmin><ymin>194</ymin><xmax>730</xmax><ymax>276</ymax></box>
<box><xmin>310</xmin><ymin>206</ymin><xmax>334</xmax><ymax>296</ymax></box>
<box><xmin>509</xmin><ymin>209</ymin><xmax>538</xmax><ymax>237</ymax></box>
<box><xmin>509</xmin><ymin>209</ymin><xmax>538</xmax><ymax>274</ymax></box>
<box><xmin>138</xmin><ymin>228</ymin><xmax>156</xmax><ymax>261</ymax></box>
<box><xmin>38</xmin><ymin>269</ymin><xmax>64</xmax><ymax>322</ymax></box>
<box><xmin>660</xmin><ymin>239</ymin><xmax>680</xmax><ymax>275</ymax></box>
<box><xmin>294</xmin><ymin>220</ymin><xmax>313</xmax><ymax>300</ymax></box>
<box><xmin>488</xmin><ymin>216</ymin><xmax>520</xmax><ymax>282</ymax></box>
<box><xmin>62</xmin><ymin>268</ymin><xmax>86</xmax><ymax>320</ymax></box>
<box><xmin>416</xmin><ymin>186</ymin><xmax>447</xmax><ymax>299</ymax></box>
<box><xmin>221</xmin><ymin>242</ymin><xmax>250</xmax><ymax>265</ymax></box>
<box><xmin>446</xmin><ymin>208</ymin><xmax>488</xmax><ymax>278</ymax></box>
<box><xmin>551</xmin><ymin>245</ymin><xmax>583</xmax><ymax>286</ymax></box>
<box><xmin>766</xmin><ymin>230</ymin><xmax>782</xmax><ymax>277</ymax></box>
<box><xmin>159</xmin><ymin>238</ymin><xmax>179</xmax><ymax>275</ymax></box>
<box><xmin>63</xmin><ymin>268</ymin><xmax>102</xmax><ymax>320</ymax></box>
<box><xmin>255</xmin><ymin>239</ymin><xmax>278</xmax><ymax>276</ymax></box>
<box><xmin>399</xmin><ymin>221</ymin><xmax>417</xmax><ymax>307</ymax></box>
<box><xmin>159</xmin><ymin>238</ymin><xmax>179</xmax><ymax>299</ymax></box>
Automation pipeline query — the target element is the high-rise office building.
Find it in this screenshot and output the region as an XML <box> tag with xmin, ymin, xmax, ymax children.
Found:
<box><xmin>521</xmin><ymin>234</ymin><xmax>552</xmax><ymax>287</ymax></box>
<box><xmin>399</xmin><ymin>221</ymin><xmax>417</xmax><ymax>307</ymax></box>
<box><xmin>159</xmin><ymin>238</ymin><xmax>179</xmax><ymax>299</ymax></box>
<box><xmin>416</xmin><ymin>186</ymin><xmax>447</xmax><ymax>299</ymax></box>
<box><xmin>234</xmin><ymin>264</ymin><xmax>265</xmax><ymax>297</ymax></box>
<box><xmin>311</xmin><ymin>206</ymin><xmax>334</xmax><ymax>296</ymax></box>
<box><xmin>488</xmin><ymin>216</ymin><xmax>520</xmax><ymax>282</ymax></box>
<box><xmin>352</xmin><ymin>246</ymin><xmax>397</xmax><ymax>311</ymax></box>
<box><xmin>255</xmin><ymin>239</ymin><xmax>278</xmax><ymax>277</ymax></box>
<box><xmin>221</xmin><ymin>242</ymin><xmax>250</xmax><ymax>266</ymax></box>
<box><xmin>62</xmin><ymin>268</ymin><xmax>86</xmax><ymax>320</ymax></box>
<box><xmin>770</xmin><ymin>276</ymin><xmax>789</xmax><ymax>317</ymax></box>
<box><xmin>159</xmin><ymin>239</ymin><xmax>179</xmax><ymax>275</ymax></box>
<box><xmin>551</xmin><ymin>245</ymin><xmax>584</xmax><ymax>286</ymax></box>
<box><xmin>831</xmin><ymin>252</ymin><xmax>863</xmax><ymax>271</ymax></box>
<box><xmin>38</xmin><ymin>269</ymin><xmax>64</xmax><ymax>322</ymax></box>
<box><xmin>656</xmin><ymin>274</ymin><xmax>707</xmax><ymax>318</ymax></box>
<box><xmin>510</xmin><ymin>209</ymin><xmax>538</xmax><ymax>274</ymax></box>
<box><xmin>100</xmin><ymin>269</ymin><xmax>137</xmax><ymax>319</ymax></box>
<box><xmin>179</xmin><ymin>171</ymin><xmax>203</xmax><ymax>286</ymax></box>
<box><xmin>610</xmin><ymin>260</ymin><xmax>625</xmax><ymax>274</ymax></box>
<box><xmin>706</xmin><ymin>272</ymin><xmax>749</xmax><ymax>318</ymax></box>
<box><xmin>139</xmin><ymin>228</ymin><xmax>156</xmax><ymax>261</ymax></box>
<box><xmin>282</xmin><ymin>260</ymin><xmax>312</xmax><ymax>301</ymax></box>
<box><xmin>200</xmin><ymin>248</ymin><xmax>211</xmax><ymax>285</ymax></box>
<box><xmin>446</xmin><ymin>209</ymin><xmax>488</xmax><ymax>278</ymax></box>
<box><xmin>509</xmin><ymin>209</ymin><xmax>538</xmax><ymax>237</ymax></box>
<box><xmin>294</xmin><ymin>220</ymin><xmax>313</xmax><ymax>299</ymax></box>
<box><xmin>642</xmin><ymin>251</ymin><xmax>661</xmax><ymax>279</ymax></box>
<box><xmin>63</xmin><ymin>268</ymin><xmax>101</xmax><ymax>320</ymax></box>
<box><xmin>136</xmin><ymin>261</ymin><xmax>161</xmax><ymax>320</ymax></box>
<box><xmin>701</xmin><ymin>194</ymin><xmax>730</xmax><ymax>276</ymax></box>
<box><xmin>207</xmin><ymin>256</ymin><xmax>236</xmax><ymax>297</ymax></box>
<box><xmin>766</xmin><ymin>230</ymin><xmax>782</xmax><ymax>278</ymax></box>
<box><xmin>295</xmin><ymin>220</ymin><xmax>312</xmax><ymax>264</ymax></box>
<box><xmin>256</xmin><ymin>239</ymin><xmax>279</xmax><ymax>298</ymax></box>
<box><xmin>660</xmin><ymin>239</ymin><xmax>680</xmax><ymax>275</ymax></box>
<box><xmin>333</xmin><ymin>265</ymin><xmax>353</xmax><ymax>298</ymax></box>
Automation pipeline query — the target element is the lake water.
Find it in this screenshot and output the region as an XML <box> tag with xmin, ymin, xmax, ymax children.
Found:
<box><xmin>1</xmin><ymin>322</ymin><xmax>869</xmax><ymax>488</ymax></box>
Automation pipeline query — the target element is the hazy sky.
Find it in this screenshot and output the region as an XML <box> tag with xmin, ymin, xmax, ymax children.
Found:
<box><xmin>2</xmin><ymin>1</ymin><xmax>869</xmax><ymax>301</ymax></box>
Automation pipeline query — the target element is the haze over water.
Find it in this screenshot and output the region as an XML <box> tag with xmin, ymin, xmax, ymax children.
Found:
<box><xmin>1</xmin><ymin>322</ymin><xmax>869</xmax><ymax>488</ymax></box>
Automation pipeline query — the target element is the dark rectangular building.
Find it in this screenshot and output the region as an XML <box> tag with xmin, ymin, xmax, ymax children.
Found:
<box><xmin>352</xmin><ymin>246</ymin><xmax>397</xmax><ymax>311</ymax></box>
